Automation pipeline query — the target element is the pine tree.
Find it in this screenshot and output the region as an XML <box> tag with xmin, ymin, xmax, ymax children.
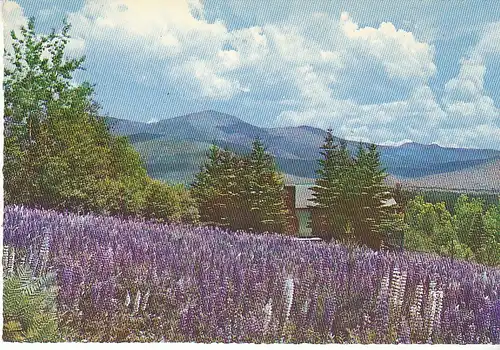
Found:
<box><xmin>245</xmin><ymin>139</ymin><xmax>289</xmax><ymax>233</ymax></box>
<box><xmin>354</xmin><ymin>143</ymin><xmax>393</xmax><ymax>249</ymax></box>
<box><xmin>191</xmin><ymin>144</ymin><xmax>240</xmax><ymax>228</ymax></box>
<box><xmin>310</xmin><ymin>129</ymin><xmax>352</xmax><ymax>242</ymax></box>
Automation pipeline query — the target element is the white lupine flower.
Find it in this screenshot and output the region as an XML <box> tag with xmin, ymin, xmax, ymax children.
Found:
<box><xmin>425</xmin><ymin>279</ymin><xmax>438</xmax><ymax>342</ymax></box>
<box><xmin>389</xmin><ymin>266</ymin><xmax>401</xmax><ymax>314</ymax></box>
<box><xmin>409</xmin><ymin>282</ymin><xmax>424</xmax><ymax>335</ymax></box>
<box><xmin>397</xmin><ymin>269</ymin><xmax>408</xmax><ymax>310</ymax></box>
<box><xmin>284</xmin><ymin>277</ymin><xmax>294</xmax><ymax>322</ymax></box>
<box><xmin>380</xmin><ymin>267</ymin><xmax>391</xmax><ymax>299</ymax></box>
<box><xmin>125</xmin><ymin>290</ymin><xmax>131</xmax><ymax>307</ymax></box>
<box><xmin>28</xmin><ymin>246</ymin><xmax>34</xmax><ymax>267</ymax></box>
<box><xmin>2</xmin><ymin>245</ymin><xmax>9</xmax><ymax>270</ymax></box>
<box><xmin>432</xmin><ymin>290</ymin><xmax>444</xmax><ymax>330</ymax></box>
<box><xmin>263</xmin><ymin>298</ymin><xmax>273</xmax><ymax>332</ymax></box>
<box><xmin>133</xmin><ymin>290</ymin><xmax>142</xmax><ymax>314</ymax></box>
<box><xmin>142</xmin><ymin>290</ymin><xmax>150</xmax><ymax>311</ymax></box>
<box><xmin>302</xmin><ymin>298</ymin><xmax>310</xmax><ymax>315</ymax></box>
<box><xmin>8</xmin><ymin>247</ymin><xmax>15</xmax><ymax>274</ymax></box>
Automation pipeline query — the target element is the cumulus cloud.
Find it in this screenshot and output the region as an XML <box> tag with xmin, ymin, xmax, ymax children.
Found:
<box><xmin>438</xmin><ymin>22</ymin><xmax>500</xmax><ymax>144</ymax></box>
<box><xmin>3</xmin><ymin>1</ymin><xmax>28</xmax><ymax>48</ymax></box>
<box><xmin>278</xmin><ymin>18</ymin><xmax>500</xmax><ymax>149</ymax></box>
<box><xmin>473</xmin><ymin>22</ymin><xmax>500</xmax><ymax>60</ymax></box>
<box><xmin>3</xmin><ymin>1</ymin><xmax>84</xmax><ymax>61</ymax></box>
<box><xmin>67</xmin><ymin>0</ymin><xmax>237</xmax><ymax>98</ymax></box>
<box><xmin>67</xmin><ymin>2</ymin><xmax>437</xmax><ymax>102</ymax></box>
<box><xmin>339</xmin><ymin>12</ymin><xmax>436</xmax><ymax>81</ymax></box>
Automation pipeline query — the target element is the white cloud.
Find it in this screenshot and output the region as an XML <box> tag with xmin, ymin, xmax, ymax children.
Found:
<box><xmin>278</xmin><ymin>18</ymin><xmax>500</xmax><ymax>149</ymax></box>
<box><xmin>339</xmin><ymin>12</ymin><xmax>436</xmax><ymax>81</ymax></box>
<box><xmin>472</xmin><ymin>22</ymin><xmax>500</xmax><ymax>60</ymax></box>
<box><xmin>178</xmin><ymin>59</ymin><xmax>246</xmax><ymax>99</ymax></box>
<box><xmin>68</xmin><ymin>0</ymin><xmax>269</xmax><ymax>99</ymax></box>
<box><xmin>441</xmin><ymin>23</ymin><xmax>500</xmax><ymax>132</ymax></box>
<box><xmin>67</xmin><ymin>3</ymin><xmax>437</xmax><ymax>103</ymax></box>
<box><xmin>2</xmin><ymin>1</ymin><xmax>28</xmax><ymax>48</ymax></box>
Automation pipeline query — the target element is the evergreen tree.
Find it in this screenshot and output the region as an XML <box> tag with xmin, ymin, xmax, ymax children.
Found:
<box><xmin>245</xmin><ymin>139</ymin><xmax>289</xmax><ymax>233</ymax></box>
<box><xmin>192</xmin><ymin>145</ymin><xmax>238</xmax><ymax>228</ymax></box>
<box><xmin>354</xmin><ymin>143</ymin><xmax>394</xmax><ymax>249</ymax></box>
<box><xmin>310</xmin><ymin>129</ymin><xmax>352</xmax><ymax>242</ymax></box>
<box><xmin>192</xmin><ymin>140</ymin><xmax>290</xmax><ymax>233</ymax></box>
<box><xmin>311</xmin><ymin>131</ymin><xmax>395</xmax><ymax>248</ymax></box>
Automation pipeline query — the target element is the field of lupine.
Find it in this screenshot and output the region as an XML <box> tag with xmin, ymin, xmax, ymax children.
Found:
<box><xmin>3</xmin><ymin>206</ymin><xmax>500</xmax><ymax>343</ymax></box>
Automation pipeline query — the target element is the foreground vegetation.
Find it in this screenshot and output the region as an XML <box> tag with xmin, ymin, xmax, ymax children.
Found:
<box><xmin>4</xmin><ymin>206</ymin><xmax>499</xmax><ymax>343</ymax></box>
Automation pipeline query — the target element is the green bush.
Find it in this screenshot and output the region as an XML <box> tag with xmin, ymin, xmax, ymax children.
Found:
<box><xmin>143</xmin><ymin>179</ymin><xmax>199</xmax><ymax>224</ymax></box>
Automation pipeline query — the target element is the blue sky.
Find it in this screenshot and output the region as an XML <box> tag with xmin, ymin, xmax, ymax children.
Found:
<box><xmin>4</xmin><ymin>0</ymin><xmax>500</xmax><ymax>149</ymax></box>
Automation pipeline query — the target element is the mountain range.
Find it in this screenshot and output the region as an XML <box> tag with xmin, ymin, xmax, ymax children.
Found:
<box><xmin>105</xmin><ymin>110</ymin><xmax>500</xmax><ymax>193</ymax></box>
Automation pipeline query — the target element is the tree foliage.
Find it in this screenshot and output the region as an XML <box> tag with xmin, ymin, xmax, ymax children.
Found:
<box><xmin>245</xmin><ymin>139</ymin><xmax>289</xmax><ymax>233</ymax></box>
<box><xmin>310</xmin><ymin>130</ymin><xmax>352</xmax><ymax>242</ymax></box>
<box><xmin>142</xmin><ymin>179</ymin><xmax>199</xmax><ymax>224</ymax></box>
<box><xmin>192</xmin><ymin>140</ymin><xmax>290</xmax><ymax>233</ymax></box>
<box><xmin>4</xmin><ymin>18</ymin><xmax>196</xmax><ymax>222</ymax></box>
<box><xmin>310</xmin><ymin>130</ymin><xmax>394</xmax><ymax>249</ymax></box>
<box><xmin>404</xmin><ymin>195</ymin><xmax>498</xmax><ymax>265</ymax></box>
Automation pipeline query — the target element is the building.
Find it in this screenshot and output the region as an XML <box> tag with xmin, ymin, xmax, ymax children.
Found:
<box><xmin>285</xmin><ymin>184</ymin><xmax>399</xmax><ymax>239</ymax></box>
<box><xmin>285</xmin><ymin>185</ymin><xmax>315</xmax><ymax>237</ymax></box>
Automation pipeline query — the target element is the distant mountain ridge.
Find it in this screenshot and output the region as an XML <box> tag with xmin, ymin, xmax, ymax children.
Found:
<box><xmin>105</xmin><ymin>110</ymin><xmax>500</xmax><ymax>192</ymax></box>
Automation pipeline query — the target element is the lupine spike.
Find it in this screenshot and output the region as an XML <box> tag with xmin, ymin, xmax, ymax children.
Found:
<box><xmin>125</xmin><ymin>290</ymin><xmax>131</xmax><ymax>307</ymax></box>
<box><xmin>133</xmin><ymin>290</ymin><xmax>142</xmax><ymax>314</ymax></box>
<box><xmin>142</xmin><ymin>290</ymin><xmax>150</xmax><ymax>311</ymax></box>
<box><xmin>2</xmin><ymin>245</ymin><xmax>9</xmax><ymax>272</ymax></box>
<box><xmin>283</xmin><ymin>277</ymin><xmax>294</xmax><ymax>323</ymax></box>
<box><xmin>263</xmin><ymin>298</ymin><xmax>273</xmax><ymax>333</ymax></box>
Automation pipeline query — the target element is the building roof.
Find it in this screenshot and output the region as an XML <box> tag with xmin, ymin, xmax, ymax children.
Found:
<box><xmin>290</xmin><ymin>185</ymin><xmax>397</xmax><ymax>209</ymax></box>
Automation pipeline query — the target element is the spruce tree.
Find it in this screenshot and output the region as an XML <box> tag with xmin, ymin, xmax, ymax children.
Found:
<box><xmin>193</xmin><ymin>140</ymin><xmax>290</xmax><ymax>233</ymax></box>
<box><xmin>245</xmin><ymin>139</ymin><xmax>289</xmax><ymax>234</ymax></box>
<box><xmin>310</xmin><ymin>129</ymin><xmax>352</xmax><ymax>242</ymax></box>
<box><xmin>192</xmin><ymin>145</ymin><xmax>239</xmax><ymax>228</ymax></box>
<box><xmin>354</xmin><ymin>143</ymin><xmax>393</xmax><ymax>249</ymax></box>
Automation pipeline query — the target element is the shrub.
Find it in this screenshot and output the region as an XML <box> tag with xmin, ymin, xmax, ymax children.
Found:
<box><xmin>143</xmin><ymin>179</ymin><xmax>199</xmax><ymax>224</ymax></box>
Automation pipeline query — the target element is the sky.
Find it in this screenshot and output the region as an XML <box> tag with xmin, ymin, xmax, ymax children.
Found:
<box><xmin>3</xmin><ymin>0</ymin><xmax>500</xmax><ymax>149</ymax></box>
